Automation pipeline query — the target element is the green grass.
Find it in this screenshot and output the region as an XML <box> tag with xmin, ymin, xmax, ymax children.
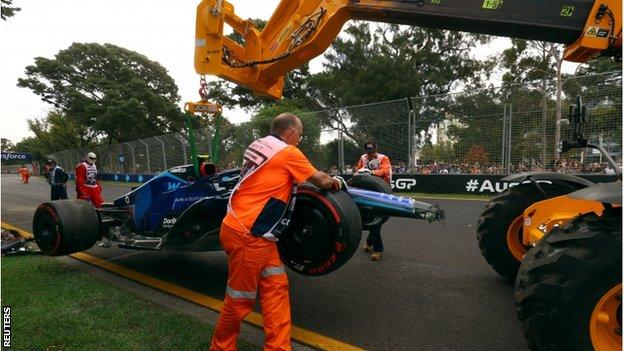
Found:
<box><xmin>1</xmin><ymin>255</ymin><xmax>260</xmax><ymax>351</ymax></box>
<box><xmin>401</xmin><ymin>192</ymin><xmax>491</xmax><ymax>200</ymax></box>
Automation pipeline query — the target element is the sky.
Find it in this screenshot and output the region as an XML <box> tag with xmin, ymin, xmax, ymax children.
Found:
<box><xmin>1</xmin><ymin>0</ymin><xmax>580</xmax><ymax>145</ymax></box>
<box><xmin>1</xmin><ymin>0</ymin><xmax>291</xmax><ymax>144</ymax></box>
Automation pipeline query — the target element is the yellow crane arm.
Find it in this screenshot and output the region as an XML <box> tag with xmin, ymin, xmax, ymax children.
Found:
<box><xmin>194</xmin><ymin>0</ymin><xmax>621</xmax><ymax>99</ymax></box>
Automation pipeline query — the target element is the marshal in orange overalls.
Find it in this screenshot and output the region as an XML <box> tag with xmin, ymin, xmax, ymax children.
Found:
<box><xmin>210</xmin><ymin>135</ymin><xmax>316</xmax><ymax>351</ymax></box>
<box><xmin>18</xmin><ymin>166</ymin><xmax>30</xmax><ymax>184</ymax></box>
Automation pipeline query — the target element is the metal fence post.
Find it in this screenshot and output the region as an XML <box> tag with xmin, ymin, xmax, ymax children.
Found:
<box><xmin>405</xmin><ymin>98</ymin><xmax>413</xmax><ymax>167</ymax></box>
<box><xmin>177</xmin><ymin>134</ymin><xmax>188</xmax><ymax>163</ymax></box>
<box><xmin>125</xmin><ymin>142</ymin><xmax>135</xmax><ymax>173</ymax></box>
<box><xmin>155</xmin><ymin>136</ymin><xmax>167</xmax><ymax>170</ymax></box>
<box><xmin>502</xmin><ymin>104</ymin><xmax>507</xmax><ymax>171</ymax></box>
<box><xmin>138</xmin><ymin>140</ymin><xmax>151</xmax><ymax>173</ymax></box>
<box><xmin>506</xmin><ymin>104</ymin><xmax>513</xmax><ymax>173</ymax></box>
<box><xmin>109</xmin><ymin>151</ymin><xmax>114</xmax><ymax>173</ymax></box>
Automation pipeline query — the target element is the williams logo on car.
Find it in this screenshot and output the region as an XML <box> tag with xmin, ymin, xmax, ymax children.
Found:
<box><xmin>165</xmin><ymin>181</ymin><xmax>182</xmax><ymax>193</ymax></box>
<box><xmin>161</xmin><ymin>216</ymin><xmax>178</xmax><ymax>229</ymax></box>
<box><xmin>169</xmin><ymin>167</ymin><xmax>186</xmax><ymax>174</ymax></box>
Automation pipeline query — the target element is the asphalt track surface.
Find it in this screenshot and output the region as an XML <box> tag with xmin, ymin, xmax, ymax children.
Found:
<box><xmin>1</xmin><ymin>175</ymin><xmax>528</xmax><ymax>351</ymax></box>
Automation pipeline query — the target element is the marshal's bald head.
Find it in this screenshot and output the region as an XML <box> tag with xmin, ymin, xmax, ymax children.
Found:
<box><xmin>271</xmin><ymin>112</ymin><xmax>301</xmax><ymax>135</ymax></box>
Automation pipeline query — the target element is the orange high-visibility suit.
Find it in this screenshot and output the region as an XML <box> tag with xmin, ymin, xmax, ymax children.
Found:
<box><xmin>355</xmin><ymin>152</ymin><xmax>392</xmax><ymax>257</ymax></box>
<box><xmin>210</xmin><ymin>135</ymin><xmax>316</xmax><ymax>351</ymax></box>
<box><xmin>355</xmin><ymin>153</ymin><xmax>392</xmax><ymax>183</ymax></box>
<box><xmin>18</xmin><ymin>166</ymin><xmax>30</xmax><ymax>184</ymax></box>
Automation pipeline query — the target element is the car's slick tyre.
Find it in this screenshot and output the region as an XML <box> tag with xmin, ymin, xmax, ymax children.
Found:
<box><xmin>476</xmin><ymin>183</ymin><xmax>575</xmax><ymax>282</ymax></box>
<box><xmin>347</xmin><ymin>173</ymin><xmax>392</xmax><ymax>230</ymax></box>
<box><xmin>278</xmin><ymin>183</ymin><xmax>362</xmax><ymax>276</ymax></box>
<box><xmin>33</xmin><ymin>199</ymin><xmax>100</xmax><ymax>256</ymax></box>
<box><xmin>515</xmin><ymin>210</ymin><xmax>622</xmax><ymax>351</ymax></box>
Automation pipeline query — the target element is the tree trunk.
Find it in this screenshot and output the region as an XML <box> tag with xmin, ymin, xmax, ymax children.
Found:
<box><xmin>541</xmin><ymin>82</ymin><xmax>548</xmax><ymax>167</ymax></box>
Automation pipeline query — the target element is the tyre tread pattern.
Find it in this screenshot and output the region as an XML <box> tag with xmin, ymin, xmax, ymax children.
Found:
<box><xmin>515</xmin><ymin>209</ymin><xmax>622</xmax><ymax>351</ymax></box>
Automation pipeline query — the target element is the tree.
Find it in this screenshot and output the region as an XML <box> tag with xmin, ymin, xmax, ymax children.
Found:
<box><xmin>305</xmin><ymin>23</ymin><xmax>492</xmax><ymax>164</ymax></box>
<box><xmin>17</xmin><ymin>43</ymin><xmax>186</xmax><ymax>145</ymax></box>
<box><xmin>10</xmin><ymin>110</ymin><xmax>89</xmax><ymax>161</ymax></box>
<box><xmin>575</xmin><ymin>56</ymin><xmax>622</xmax><ymax>76</ymax></box>
<box><xmin>217</xmin><ymin>101</ymin><xmax>320</xmax><ymax>168</ymax></box>
<box><xmin>418</xmin><ymin>141</ymin><xmax>456</xmax><ymax>165</ymax></box>
<box><xmin>14</xmin><ymin>137</ymin><xmax>44</xmax><ymax>161</ymax></box>
<box><xmin>443</xmin><ymin>88</ymin><xmax>504</xmax><ymax>166</ymax></box>
<box><xmin>1</xmin><ymin>0</ymin><xmax>20</xmax><ymax>20</ymax></box>
<box><xmin>500</xmin><ymin>39</ymin><xmax>566</xmax><ymax>164</ymax></box>
<box><xmin>1</xmin><ymin>138</ymin><xmax>15</xmax><ymax>152</ymax></box>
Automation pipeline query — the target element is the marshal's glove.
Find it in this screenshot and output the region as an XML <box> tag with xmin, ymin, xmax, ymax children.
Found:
<box><xmin>331</xmin><ymin>176</ymin><xmax>348</xmax><ymax>192</ymax></box>
<box><xmin>355</xmin><ymin>168</ymin><xmax>372</xmax><ymax>175</ymax></box>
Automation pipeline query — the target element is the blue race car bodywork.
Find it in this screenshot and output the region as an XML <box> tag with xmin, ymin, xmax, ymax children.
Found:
<box><xmin>33</xmin><ymin>163</ymin><xmax>444</xmax><ymax>275</ymax></box>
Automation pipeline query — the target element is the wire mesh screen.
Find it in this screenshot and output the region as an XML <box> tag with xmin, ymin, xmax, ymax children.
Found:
<box><xmin>48</xmin><ymin>129</ymin><xmax>212</xmax><ymax>175</ymax></box>
<box><xmin>300</xmin><ymin>99</ymin><xmax>412</xmax><ymax>173</ymax></box>
<box><xmin>558</xmin><ymin>71</ymin><xmax>622</xmax><ymax>174</ymax></box>
<box><xmin>47</xmin><ymin>72</ymin><xmax>621</xmax><ymax>176</ymax></box>
<box><xmin>411</xmin><ymin>71</ymin><xmax>622</xmax><ymax>174</ymax></box>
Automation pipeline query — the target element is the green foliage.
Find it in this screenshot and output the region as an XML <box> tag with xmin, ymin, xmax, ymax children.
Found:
<box><xmin>313</xmin><ymin>23</ymin><xmax>491</xmax><ymax>106</ymax></box>
<box><xmin>217</xmin><ymin>101</ymin><xmax>319</xmax><ymax>168</ymax></box>
<box><xmin>317</xmin><ymin>138</ymin><xmax>360</xmax><ymax>171</ymax></box>
<box><xmin>0</xmin><ymin>0</ymin><xmax>20</xmax><ymax>20</ymax></box>
<box><xmin>1</xmin><ymin>138</ymin><xmax>15</xmax><ymax>152</ymax></box>
<box><xmin>465</xmin><ymin>39</ymin><xmax>569</xmax><ymax>165</ymax></box>
<box><xmin>576</xmin><ymin>56</ymin><xmax>622</xmax><ymax>76</ymax></box>
<box><xmin>17</xmin><ymin>43</ymin><xmax>185</xmax><ymax>146</ymax></box>
<box><xmin>501</xmin><ymin>39</ymin><xmax>562</xmax><ymax>84</ymax></box>
<box><xmin>13</xmin><ymin>110</ymin><xmax>90</xmax><ymax>161</ymax></box>
<box><xmin>442</xmin><ymin>89</ymin><xmax>503</xmax><ymax>164</ymax></box>
<box><xmin>419</xmin><ymin>141</ymin><xmax>456</xmax><ymax>165</ymax></box>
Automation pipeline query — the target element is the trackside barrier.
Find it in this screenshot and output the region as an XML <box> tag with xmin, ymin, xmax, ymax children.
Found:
<box><xmin>79</xmin><ymin>173</ymin><xmax>618</xmax><ymax>194</ymax></box>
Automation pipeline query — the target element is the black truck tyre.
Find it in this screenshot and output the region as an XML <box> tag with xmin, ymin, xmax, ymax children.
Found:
<box><xmin>476</xmin><ymin>183</ymin><xmax>576</xmax><ymax>282</ymax></box>
<box><xmin>33</xmin><ymin>200</ymin><xmax>100</xmax><ymax>256</ymax></box>
<box><xmin>348</xmin><ymin>173</ymin><xmax>392</xmax><ymax>229</ymax></box>
<box><xmin>515</xmin><ymin>210</ymin><xmax>622</xmax><ymax>351</ymax></box>
<box><xmin>278</xmin><ymin>184</ymin><xmax>362</xmax><ymax>276</ymax></box>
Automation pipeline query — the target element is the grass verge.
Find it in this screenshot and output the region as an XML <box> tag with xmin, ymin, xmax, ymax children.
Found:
<box><xmin>1</xmin><ymin>254</ymin><xmax>259</xmax><ymax>351</ymax></box>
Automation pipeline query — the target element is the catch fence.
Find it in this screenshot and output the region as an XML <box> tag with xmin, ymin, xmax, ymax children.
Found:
<box><xmin>48</xmin><ymin>71</ymin><xmax>622</xmax><ymax>176</ymax></box>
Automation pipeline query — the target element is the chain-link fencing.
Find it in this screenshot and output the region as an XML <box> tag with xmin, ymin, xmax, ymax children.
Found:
<box><xmin>48</xmin><ymin>130</ymin><xmax>213</xmax><ymax>175</ymax></box>
<box><xmin>410</xmin><ymin>70</ymin><xmax>622</xmax><ymax>175</ymax></box>
<box><xmin>47</xmin><ymin>71</ymin><xmax>621</xmax><ymax>176</ymax></box>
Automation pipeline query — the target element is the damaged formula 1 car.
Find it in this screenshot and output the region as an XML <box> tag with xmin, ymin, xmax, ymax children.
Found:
<box><xmin>32</xmin><ymin>163</ymin><xmax>444</xmax><ymax>276</ymax></box>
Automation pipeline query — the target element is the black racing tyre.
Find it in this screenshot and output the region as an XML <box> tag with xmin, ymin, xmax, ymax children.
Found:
<box><xmin>278</xmin><ymin>183</ymin><xmax>362</xmax><ymax>276</ymax></box>
<box><xmin>32</xmin><ymin>200</ymin><xmax>101</xmax><ymax>256</ymax></box>
<box><xmin>347</xmin><ymin>173</ymin><xmax>392</xmax><ymax>230</ymax></box>
<box><xmin>515</xmin><ymin>209</ymin><xmax>622</xmax><ymax>351</ymax></box>
<box><xmin>476</xmin><ymin>183</ymin><xmax>578</xmax><ymax>282</ymax></box>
